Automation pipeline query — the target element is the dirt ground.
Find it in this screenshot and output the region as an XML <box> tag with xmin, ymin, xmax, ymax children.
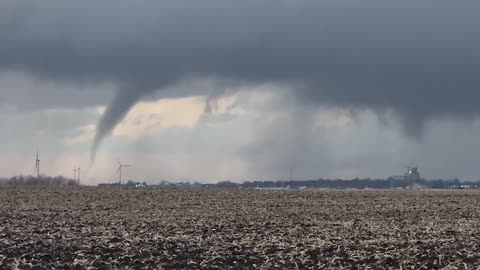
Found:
<box><xmin>0</xmin><ymin>187</ymin><xmax>479</xmax><ymax>269</ymax></box>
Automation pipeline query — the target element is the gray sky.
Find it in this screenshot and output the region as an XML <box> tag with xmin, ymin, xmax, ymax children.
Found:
<box><xmin>1</xmin><ymin>0</ymin><xmax>480</xmax><ymax>183</ymax></box>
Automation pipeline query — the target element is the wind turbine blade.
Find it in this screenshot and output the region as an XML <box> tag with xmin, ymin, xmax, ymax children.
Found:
<box><xmin>118</xmin><ymin>160</ymin><xmax>121</xmax><ymax>166</ymax></box>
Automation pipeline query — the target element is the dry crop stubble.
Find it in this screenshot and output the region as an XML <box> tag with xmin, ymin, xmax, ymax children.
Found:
<box><xmin>0</xmin><ymin>187</ymin><xmax>479</xmax><ymax>269</ymax></box>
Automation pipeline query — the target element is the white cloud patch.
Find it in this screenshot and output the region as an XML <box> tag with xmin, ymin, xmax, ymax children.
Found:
<box><xmin>112</xmin><ymin>96</ymin><xmax>206</xmax><ymax>139</ymax></box>
<box><xmin>314</xmin><ymin>109</ymin><xmax>354</xmax><ymax>128</ymax></box>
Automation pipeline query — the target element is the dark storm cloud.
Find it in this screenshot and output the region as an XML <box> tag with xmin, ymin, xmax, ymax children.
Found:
<box><xmin>0</xmin><ymin>72</ymin><xmax>113</xmax><ymax>111</ymax></box>
<box><xmin>2</xmin><ymin>0</ymin><xmax>480</xmax><ymax>161</ymax></box>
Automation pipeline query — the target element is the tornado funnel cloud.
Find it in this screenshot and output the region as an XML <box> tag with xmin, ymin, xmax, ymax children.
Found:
<box><xmin>90</xmin><ymin>88</ymin><xmax>143</xmax><ymax>164</ymax></box>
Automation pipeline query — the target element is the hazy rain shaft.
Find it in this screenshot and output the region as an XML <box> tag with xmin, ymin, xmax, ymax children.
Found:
<box><xmin>2</xmin><ymin>0</ymin><xmax>480</xmax><ymax>161</ymax></box>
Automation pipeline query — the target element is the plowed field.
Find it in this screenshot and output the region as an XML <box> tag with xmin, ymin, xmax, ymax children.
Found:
<box><xmin>0</xmin><ymin>187</ymin><xmax>479</xmax><ymax>269</ymax></box>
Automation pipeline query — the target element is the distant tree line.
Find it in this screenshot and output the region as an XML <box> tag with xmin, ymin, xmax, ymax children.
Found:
<box><xmin>237</xmin><ymin>178</ymin><xmax>474</xmax><ymax>189</ymax></box>
<box><xmin>0</xmin><ymin>175</ymin><xmax>79</xmax><ymax>187</ymax></box>
<box><xmin>151</xmin><ymin>178</ymin><xmax>479</xmax><ymax>190</ymax></box>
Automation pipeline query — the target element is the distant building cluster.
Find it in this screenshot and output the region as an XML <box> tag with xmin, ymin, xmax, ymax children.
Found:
<box><xmin>387</xmin><ymin>167</ymin><xmax>420</xmax><ymax>182</ymax></box>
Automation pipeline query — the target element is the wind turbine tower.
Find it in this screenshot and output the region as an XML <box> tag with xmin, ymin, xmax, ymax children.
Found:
<box><xmin>116</xmin><ymin>160</ymin><xmax>131</xmax><ymax>185</ymax></box>
<box><xmin>34</xmin><ymin>152</ymin><xmax>40</xmax><ymax>179</ymax></box>
<box><xmin>77</xmin><ymin>167</ymin><xmax>81</xmax><ymax>185</ymax></box>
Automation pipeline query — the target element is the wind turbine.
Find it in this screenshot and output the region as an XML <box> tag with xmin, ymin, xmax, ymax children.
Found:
<box><xmin>116</xmin><ymin>160</ymin><xmax>131</xmax><ymax>185</ymax></box>
<box><xmin>34</xmin><ymin>152</ymin><xmax>40</xmax><ymax>179</ymax></box>
<box><xmin>73</xmin><ymin>168</ymin><xmax>77</xmax><ymax>181</ymax></box>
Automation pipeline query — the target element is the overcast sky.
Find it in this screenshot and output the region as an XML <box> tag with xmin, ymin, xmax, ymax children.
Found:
<box><xmin>2</xmin><ymin>0</ymin><xmax>480</xmax><ymax>184</ymax></box>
